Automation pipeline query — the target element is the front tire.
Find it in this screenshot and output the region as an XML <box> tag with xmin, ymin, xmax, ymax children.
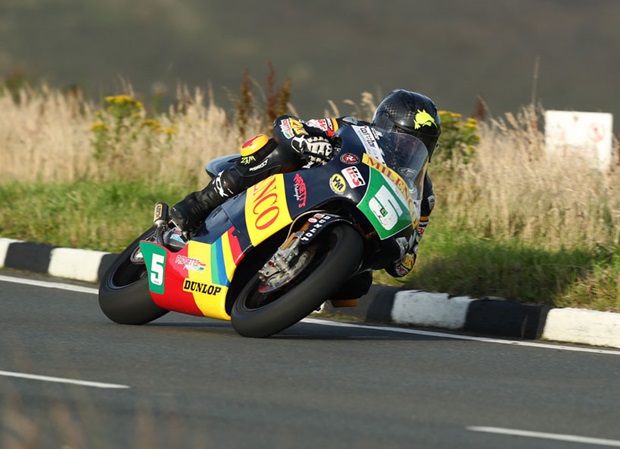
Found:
<box><xmin>231</xmin><ymin>224</ymin><xmax>363</xmax><ymax>338</ymax></box>
<box><xmin>99</xmin><ymin>229</ymin><xmax>169</xmax><ymax>325</ymax></box>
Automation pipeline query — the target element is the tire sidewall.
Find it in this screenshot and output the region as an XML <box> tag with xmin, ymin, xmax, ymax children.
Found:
<box><xmin>98</xmin><ymin>229</ymin><xmax>168</xmax><ymax>325</ymax></box>
<box><xmin>231</xmin><ymin>224</ymin><xmax>363</xmax><ymax>337</ymax></box>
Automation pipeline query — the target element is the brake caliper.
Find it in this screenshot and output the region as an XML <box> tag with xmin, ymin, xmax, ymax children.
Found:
<box><xmin>258</xmin><ymin>222</ymin><xmax>314</xmax><ymax>293</ymax></box>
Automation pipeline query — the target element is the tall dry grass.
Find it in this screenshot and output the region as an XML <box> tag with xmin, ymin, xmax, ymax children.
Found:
<box><xmin>0</xmin><ymin>86</ymin><xmax>94</xmax><ymax>183</ymax></box>
<box><xmin>0</xmin><ymin>84</ymin><xmax>257</xmax><ymax>188</ymax></box>
<box><xmin>1</xmin><ymin>84</ymin><xmax>618</xmax><ymax>253</ymax></box>
<box><xmin>435</xmin><ymin>105</ymin><xmax>620</xmax><ymax>251</ymax></box>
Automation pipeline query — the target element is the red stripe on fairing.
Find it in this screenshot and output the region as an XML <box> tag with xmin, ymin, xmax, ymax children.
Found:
<box><xmin>151</xmin><ymin>245</ymin><xmax>204</xmax><ymax>316</ymax></box>
<box><xmin>227</xmin><ymin>227</ymin><xmax>245</xmax><ymax>264</ymax></box>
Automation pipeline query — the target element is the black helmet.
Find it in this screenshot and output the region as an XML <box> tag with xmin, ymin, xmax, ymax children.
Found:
<box><xmin>371</xmin><ymin>89</ymin><xmax>441</xmax><ymax>160</ymax></box>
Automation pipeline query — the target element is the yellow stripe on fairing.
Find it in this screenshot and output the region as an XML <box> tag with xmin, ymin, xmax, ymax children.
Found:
<box><xmin>186</xmin><ymin>241</ymin><xmax>230</xmax><ymax>321</ymax></box>
<box><xmin>221</xmin><ymin>230</ymin><xmax>237</xmax><ymax>282</ymax></box>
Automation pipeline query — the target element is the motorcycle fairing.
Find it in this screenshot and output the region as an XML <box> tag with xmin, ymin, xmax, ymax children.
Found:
<box><xmin>140</xmin><ymin>226</ymin><xmax>244</xmax><ymax>320</ymax></box>
<box><xmin>139</xmin><ymin>125</ymin><xmax>425</xmax><ymax>320</ymax></box>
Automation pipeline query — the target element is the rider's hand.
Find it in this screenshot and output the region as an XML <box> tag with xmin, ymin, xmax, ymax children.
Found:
<box><xmin>291</xmin><ymin>136</ymin><xmax>334</xmax><ymax>165</ymax></box>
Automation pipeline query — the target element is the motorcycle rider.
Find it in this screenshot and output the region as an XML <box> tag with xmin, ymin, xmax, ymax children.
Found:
<box><xmin>171</xmin><ymin>89</ymin><xmax>440</xmax><ymax>279</ymax></box>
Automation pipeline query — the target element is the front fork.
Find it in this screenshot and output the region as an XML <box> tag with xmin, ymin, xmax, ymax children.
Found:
<box><xmin>258</xmin><ymin>212</ymin><xmax>362</xmax><ymax>298</ymax></box>
<box><xmin>259</xmin><ymin>221</ymin><xmax>311</xmax><ymax>282</ymax></box>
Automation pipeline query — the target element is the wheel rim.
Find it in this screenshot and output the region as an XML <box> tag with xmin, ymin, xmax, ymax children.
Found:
<box><xmin>237</xmin><ymin>235</ymin><xmax>334</xmax><ymax>311</ymax></box>
<box><xmin>109</xmin><ymin>257</ymin><xmax>147</xmax><ymax>289</ymax></box>
<box><xmin>258</xmin><ymin>245</ymin><xmax>317</xmax><ymax>293</ymax></box>
<box><xmin>107</xmin><ymin>229</ymin><xmax>158</xmax><ymax>289</ymax></box>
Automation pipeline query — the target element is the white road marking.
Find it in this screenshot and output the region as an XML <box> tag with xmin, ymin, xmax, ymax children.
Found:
<box><xmin>0</xmin><ymin>370</ymin><xmax>129</xmax><ymax>389</ymax></box>
<box><xmin>2</xmin><ymin>273</ymin><xmax>620</xmax><ymax>356</ymax></box>
<box><xmin>468</xmin><ymin>426</ymin><xmax>620</xmax><ymax>447</ymax></box>
<box><xmin>0</xmin><ymin>274</ymin><xmax>98</xmax><ymax>294</ymax></box>
<box><xmin>303</xmin><ymin>318</ymin><xmax>620</xmax><ymax>356</ymax></box>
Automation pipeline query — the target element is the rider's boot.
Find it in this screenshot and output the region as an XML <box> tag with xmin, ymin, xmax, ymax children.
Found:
<box><xmin>170</xmin><ymin>134</ymin><xmax>296</xmax><ymax>234</ymax></box>
<box><xmin>170</xmin><ymin>171</ymin><xmax>238</xmax><ymax>233</ymax></box>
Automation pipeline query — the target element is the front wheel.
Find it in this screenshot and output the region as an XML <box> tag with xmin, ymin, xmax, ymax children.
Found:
<box><xmin>231</xmin><ymin>224</ymin><xmax>363</xmax><ymax>338</ymax></box>
<box><xmin>99</xmin><ymin>229</ymin><xmax>169</xmax><ymax>325</ymax></box>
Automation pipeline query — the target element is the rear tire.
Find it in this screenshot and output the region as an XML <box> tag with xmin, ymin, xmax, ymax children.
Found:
<box><xmin>98</xmin><ymin>229</ymin><xmax>169</xmax><ymax>325</ymax></box>
<box><xmin>231</xmin><ymin>224</ymin><xmax>363</xmax><ymax>338</ymax></box>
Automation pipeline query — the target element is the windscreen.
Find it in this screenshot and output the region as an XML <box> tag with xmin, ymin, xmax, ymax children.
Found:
<box><xmin>375</xmin><ymin>129</ymin><xmax>429</xmax><ymax>201</ymax></box>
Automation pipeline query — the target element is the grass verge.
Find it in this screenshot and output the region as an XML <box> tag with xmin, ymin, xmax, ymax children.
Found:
<box><xmin>1</xmin><ymin>179</ymin><xmax>618</xmax><ymax>311</ymax></box>
<box><xmin>1</xmin><ymin>83</ymin><xmax>618</xmax><ymax>312</ymax></box>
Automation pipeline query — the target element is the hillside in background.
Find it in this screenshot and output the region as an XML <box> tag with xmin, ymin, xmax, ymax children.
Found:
<box><xmin>1</xmin><ymin>0</ymin><xmax>618</xmax><ymax>126</ymax></box>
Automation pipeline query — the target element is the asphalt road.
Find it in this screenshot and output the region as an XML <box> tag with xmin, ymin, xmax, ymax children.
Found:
<box><xmin>2</xmin><ymin>271</ymin><xmax>620</xmax><ymax>449</ymax></box>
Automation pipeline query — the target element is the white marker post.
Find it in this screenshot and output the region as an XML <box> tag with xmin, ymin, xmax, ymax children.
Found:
<box><xmin>544</xmin><ymin>110</ymin><xmax>614</xmax><ymax>171</ymax></box>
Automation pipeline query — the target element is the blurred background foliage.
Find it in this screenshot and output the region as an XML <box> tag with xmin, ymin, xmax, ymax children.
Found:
<box><xmin>1</xmin><ymin>0</ymin><xmax>619</xmax><ymax>128</ymax></box>
<box><xmin>1</xmin><ymin>0</ymin><xmax>619</xmax><ymax>310</ymax></box>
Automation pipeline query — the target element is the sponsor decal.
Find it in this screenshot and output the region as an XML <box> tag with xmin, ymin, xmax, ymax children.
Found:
<box><xmin>245</xmin><ymin>175</ymin><xmax>292</xmax><ymax>246</ymax></box>
<box><xmin>341</xmin><ymin>166</ymin><xmax>366</xmax><ymax>188</ymax></box>
<box><xmin>353</xmin><ymin>126</ymin><xmax>384</xmax><ymax>162</ymax></box>
<box><xmin>248</xmin><ymin>158</ymin><xmax>269</xmax><ymax>172</ymax></box>
<box><xmin>182</xmin><ymin>279</ymin><xmax>222</xmax><ymax>296</ymax></box>
<box><xmin>300</xmin><ymin>214</ymin><xmax>333</xmax><ymax>243</ymax></box>
<box><xmin>330</xmin><ymin>174</ymin><xmax>346</xmax><ymax>194</ymax></box>
<box><xmin>290</xmin><ymin>118</ymin><xmax>306</xmax><ymax>136</ymax></box>
<box><xmin>293</xmin><ymin>173</ymin><xmax>307</xmax><ymax>208</ymax></box>
<box><xmin>279</xmin><ymin>120</ymin><xmax>294</xmax><ymax>139</ymax></box>
<box><xmin>240</xmin><ymin>155</ymin><xmax>256</xmax><ymax>165</ymax></box>
<box><xmin>413</xmin><ymin>109</ymin><xmax>437</xmax><ymax>129</ymax></box>
<box><xmin>340</xmin><ymin>153</ymin><xmax>359</xmax><ymax>164</ymax></box>
<box><xmin>251</xmin><ymin>178</ymin><xmax>280</xmax><ymax>229</ymax></box>
<box><xmin>305</xmin><ymin>118</ymin><xmax>336</xmax><ymax>135</ymax></box>
<box><xmin>307</xmin><ymin>213</ymin><xmax>325</xmax><ymax>224</ymax></box>
<box><xmin>174</xmin><ymin>254</ymin><xmax>206</xmax><ymax>272</ymax></box>
<box><xmin>279</xmin><ymin>118</ymin><xmax>306</xmax><ymax>139</ymax></box>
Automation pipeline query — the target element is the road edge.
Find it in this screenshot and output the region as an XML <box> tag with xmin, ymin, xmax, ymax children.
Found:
<box><xmin>2</xmin><ymin>238</ymin><xmax>619</xmax><ymax>348</ymax></box>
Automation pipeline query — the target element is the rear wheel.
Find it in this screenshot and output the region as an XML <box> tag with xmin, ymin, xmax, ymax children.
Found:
<box><xmin>98</xmin><ymin>229</ymin><xmax>169</xmax><ymax>325</ymax></box>
<box><xmin>231</xmin><ymin>224</ymin><xmax>363</xmax><ymax>338</ymax></box>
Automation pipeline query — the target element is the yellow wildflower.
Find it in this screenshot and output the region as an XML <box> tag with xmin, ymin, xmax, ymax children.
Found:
<box><xmin>142</xmin><ymin>119</ymin><xmax>162</xmax><ymax>132</ymax></box>
<box><xmin>90</xmin><ymin>121</ymin><xmax>108</xmax><ymax>132</ymax></box>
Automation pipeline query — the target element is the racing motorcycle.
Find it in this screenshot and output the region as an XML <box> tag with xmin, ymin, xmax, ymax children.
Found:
<box><xmin>98</xmin><ymin>125</ymin><xmax>429</xmax><ymax>338</ymax></box>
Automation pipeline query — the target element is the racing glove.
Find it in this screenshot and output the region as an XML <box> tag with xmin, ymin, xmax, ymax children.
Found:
<box><xmin>290</xmin><ymin>136</ymin><xmax>334</xmax><ymax>167</ymax></box>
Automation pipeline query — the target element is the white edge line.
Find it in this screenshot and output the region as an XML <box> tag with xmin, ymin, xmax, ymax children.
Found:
<box><xmin>3</xmin><ymin>274</ymin><xmax>619</xmax><ymax>356</ymax></box>
<box><xmin>0</xmin><ymin>274</ymin><xmax>98</xmax><ymax>295</ymax></box>
<box><xmin>0</xmin><ymin>370</ymin><xmax>130</xmax><ymax>389</ymax></box>
<box><xmin>468</xmin><ymin>426</ymin><xmax>620</xmax><ymax>447</ymax></box>
<box><xmin>303</xmin><ymin>317</ymin><xmax>620</xmax><ymax>356</ymax></box>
